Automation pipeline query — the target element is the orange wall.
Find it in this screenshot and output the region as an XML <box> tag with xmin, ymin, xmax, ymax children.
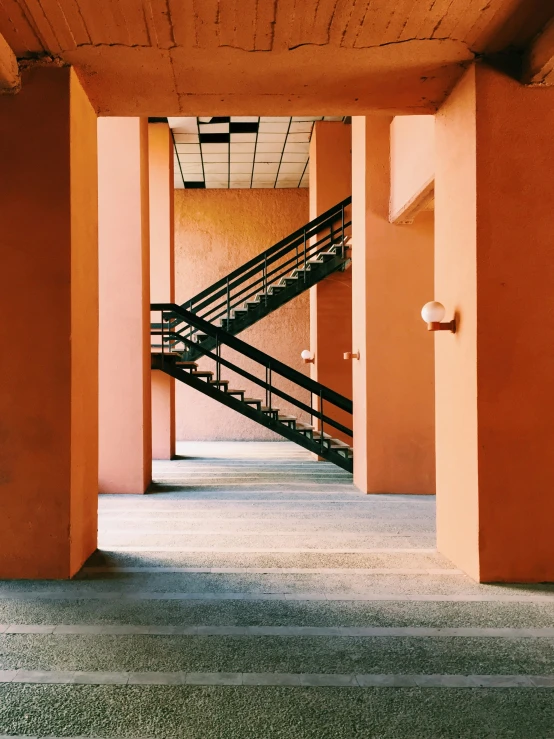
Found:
<box><xmin>436</xmin><ymin>64</ymin><xmax>554</xmax><ymax>582</ymax></box>
<box><xmin>98</xmin><ymin>117</ymin><xmax>152</xmax><ymax>493</ymax></box>
<box><xmin>0</xmin><ymin>66</ymin><xmax>98</xmax><ymax>578</ymax></box>
<box><xmin>149</xmin><ymin>122</ymin><xmax>176</xmax><ymax>460</ymax></box>
<box><xmin>175</xmin><ymin>188</ymin><xmax>310</xmax><ymax>441</ymax></box>
<box><xmin>389</xmin><ymin>115</ymin><xmax>435</xmax><ymax>221</ymax></box>
<box><xmin>309</xmin><ymin>121</ymin><xmax>353</xmax><ymax>444</ymax></box>
<box><xmin>352</xmin><ymin>116</ymin><xmax>435</xmax><ymax>495</ymax></box>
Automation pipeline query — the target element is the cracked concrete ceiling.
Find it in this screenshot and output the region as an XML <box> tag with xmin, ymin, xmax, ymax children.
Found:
<box><xmin>1</xmin><ymin>0</ymin><xmax>553</xmax><ymax>116</ymax></box>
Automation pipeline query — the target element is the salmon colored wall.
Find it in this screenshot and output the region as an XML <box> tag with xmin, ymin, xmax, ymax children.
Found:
<box><xmin>149</xmin><ymin>122</ymin><xmax>175</xmax><ymax>460</ymax></box>
<box><xmin>309</xmin><ymin>122</ymin><xmax>353</xmax><ymax>444</ymax></box>
<box><xmin>69</xmin><ymin>68</ymin><xmax>100</xmax><ymax>574</ymax></box>
<box><xmin>351</xmin><ymin>116</ymin><xmax>435</xmax><ymax>495</ymax></box>
<box><xmin>0</xmin><ymin>67</ymin><xmax>98</xmax><ymax>579</ymax></box>
<box><xmin>389</xmin><ymin>115</ymin><xmax>435</xmax><ymax>221</ymax></box>
<box><xmin>175</xmin><ymin>188</ymin><xmax>310</xmax><ymax>441</ymax></box>
<box><xmin>98</xmin><ymin>117</ymin><xmax>152</xmax><ymax>493</ymax></box>
<box><xmin>436</xmin><ymin>64</ymin><xmax>554</xmax><ymax>582</ymax></box>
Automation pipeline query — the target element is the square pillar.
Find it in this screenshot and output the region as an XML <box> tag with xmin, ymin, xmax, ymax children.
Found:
<box><xmin>435</xmin><ymin>64</ymin><xmax>554</xmax><ymax>582</ymax></box>
<box><xmin>0</xmin><ymin>67</ymin><xmax>98</xmax><ymax>578</ymax></box>
<box><xmin>149</xmin><ymin>121</ymin><xmax>176</xmax><ymax>460</ymax></box>
<box><xmin>351</xmin><ymin>116</ymin><xmax>435</xmax><ymax>495</ymax></box>
<box><xmin>98</xmin><ymin>118</ymin><xmax>152</xmax><ymax>494</ymax></box>
<box><xmin>309</xmin><ymin>122</ymin><xmax>353</xmax><ymax>444</ymax></box>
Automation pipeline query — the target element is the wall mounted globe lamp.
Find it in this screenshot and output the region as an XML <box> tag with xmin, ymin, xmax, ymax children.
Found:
<box><xmin>301</xmin><ymin>349</ymin><xmax>315</xmax><ymax>364</ymax></box>
<box><xmin>421</xmin><ymin>301</ymin><xmax>456</xmax><ymax>333</ymax></box>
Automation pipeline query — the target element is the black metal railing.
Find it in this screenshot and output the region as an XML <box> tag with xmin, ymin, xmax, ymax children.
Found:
<box><xmin>169</xmin><ymin>196</ymin><xmax>352</xmax><ymax>339</ymax></box>
<box><xmin>151</xmin><ymin>303</ymin><xmax>353</xmax><ymax>451</ymax></box>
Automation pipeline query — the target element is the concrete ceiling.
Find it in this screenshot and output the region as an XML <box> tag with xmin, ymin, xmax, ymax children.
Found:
<box><xmin>1</xmin><ymin>1</ymin><xmax>554</xmax><ymax>116</ymax></box>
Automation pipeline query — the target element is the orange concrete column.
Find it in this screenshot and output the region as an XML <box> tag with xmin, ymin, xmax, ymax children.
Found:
<box><xmin>309</xmin><ymin>122</ymin><xmax>352</xmax><ymax>443</ymax></box>
<box><xmin>0</xmin><ymin>66</ymin><xmax>98</xmax><ymax>578</ymax></box>
<box><xmin>149</xmin><ymin>121</ymin><xmax>176</xmax><ymax>460</ymax></box>
<box><xmin>435</xmin><ymin>64</ymin><xmax>554</xmax><ymax>582</ymax></box>
<box><xmin>98</xmin><ymin>118</ymin><xmax>152</xmax><ymax>494</ymax></box>
<box><xmin>351</xmin><ymin>116</ymin><xmax>435</xmax><ymax>495</ymax></box>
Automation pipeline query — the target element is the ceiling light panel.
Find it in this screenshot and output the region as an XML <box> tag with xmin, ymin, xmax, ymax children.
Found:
<box><xmin>169</xmin><ymin>116</ymin><xmax>345</xmax><ymax>189</ymax></box>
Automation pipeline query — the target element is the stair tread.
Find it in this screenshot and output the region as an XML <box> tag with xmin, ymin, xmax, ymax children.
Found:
<box><xmin>278</xmin><ymin>415</ymin><xmax>297</xmax><ymax>421</ymax></box>
<box><xmin>296</xmin><ymin>423</ymin><xmax>314</xmax><ymax>431</ymax></box>
<box><xmin>175</xmin><ymin>361</ymin><xmax>198</xmax><ymax>367</ymax></box>
<box><xmin>261</xmin><ymin>407</ymin><xmax>280</xmax><ymax>413</ymax></box>
<box><xmin>227</xmin><ymin>389</ymin><xmax>245</xmax><ymax>394</ymax></box>
<box><xmin>243</xmin><ymin>398</ymin><xmax>262</xmax><ymax>403</ymax></box>
<box><xmin>209</xmin><ymin>379</ymin><xmax>229</xmax><ymax>385</ymax></box>
<box><xmin>191</xmin><ymin>371</ymin><xmax>214</xmax><ymax>378</ymax></box>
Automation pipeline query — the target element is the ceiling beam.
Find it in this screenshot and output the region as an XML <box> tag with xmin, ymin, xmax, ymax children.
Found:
<box><xmin>0</xmin><ymin>32</ymin><xmax>19</xmax><ymax>93</ymax></box>
<box><xmin>523</xmin><ymin>17</ymin><xmax>554</xmax><ymax>85</ymax></box>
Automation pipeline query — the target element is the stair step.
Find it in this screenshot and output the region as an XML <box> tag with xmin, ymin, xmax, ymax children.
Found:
<box><xmin>266</xmin><ymin>285</ymin><xmax>285</xmax><ymax>295</ymax></box>
<box><xmin>226</xmin><ymin>389</ymin><xmax>245</xmax><ymax>397</ymax></box>
<box><xmin>191</xmin><ymin>371</ymin><xmax>214</xmax><ymax>379</ymax></box>
<box><xmin>261</xmin><ymin>406</ymin><xmax>280</xmax><ymax>414</ymax></box>
<box><xmin>279</xmin><ymin>276</ymin><xmax>299</xmax><ymax>286</ymax></box>
<box><xmin>209</xmin><ymin>380</ymin><xmax>229</xmax><ymax>387</ymax></box>
<box><xmin>295</xmin><ymin>423</ymin><xmax>314</xmax><ymax>433</ymax></box>
<box><xmin>175</xmin><ymin>361</ymin><xmax>198</xmax><ymax>369</ymax></box>
<box><xmin>278</xmin><ymin>415</ymin><xmax>297</xmax><ymax>424</ymax></box>
<box><xmin>243</xmin><ymin>398</ymin><xmax>262</xmax><ymax>407</ymax></box>
<box><xmin>312</xmin><ymin>431</ymin><xmax>332</xmax><ymax>441</ymax></box>
<box><xmin>194</xmin><ymin>333</ymin><xmax>208</xmax><ymax>342</ymax></box>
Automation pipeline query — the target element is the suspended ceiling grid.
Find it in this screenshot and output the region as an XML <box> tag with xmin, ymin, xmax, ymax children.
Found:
<box><xmin>169</xmin><ymin>116</ymin><xmax>345</xmax><ymax>190</ymax></box>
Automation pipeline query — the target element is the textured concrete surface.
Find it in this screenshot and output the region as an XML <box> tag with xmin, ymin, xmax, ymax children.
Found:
<box><xmin>0</xmin><ymin>442</ymin><xmax>553</xmax><ymax>738</ymax></box>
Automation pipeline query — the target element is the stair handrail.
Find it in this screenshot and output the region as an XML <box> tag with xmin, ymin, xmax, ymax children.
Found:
<box><xmin>151</xmin><ymin>302</ymin><xmax>353</xmax><ymax>415</ymax></box>
<box><xmin>183</xmin><ymin>196</ymin><xmax>352</xmax><ymax>316</ymax></box>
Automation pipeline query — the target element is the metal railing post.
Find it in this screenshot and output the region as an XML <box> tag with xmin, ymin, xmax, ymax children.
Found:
<box><xmin>263</xmin><ymin>254</ymin><xmax>268</xmax><ymax>301</ymax></box>
<box><xmin>320</xmin><ymin>391</ymin><xmax>324</xmax><ymax>453</ymax></box>
<box><xmin>226</xmin><ymin>277</ymin><xmax>231</xmax><ymax>323</ymax></box>
<box><xmin>303</xmin><ymin>228</ymin><xmax>307</xmax><ymax>282</ymax></box>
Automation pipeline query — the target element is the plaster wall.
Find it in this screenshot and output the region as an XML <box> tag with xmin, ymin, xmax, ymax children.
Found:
<box><xmin>309</xmin><ymin>122</ymin><xmax>353</xmax><ymax>444</ymax></box>
<box><xmin>435</xmin><ymin>64</ymin><xmax>554</xmax><ymax>581</ymax></box>
<box><xmin>98</xmin><ymin>117</ymin><xmax>152</xmax><ymax>493</ymax></box>
<box><xmin>351</xmin><ymin>116</ymin><xmax>435</xmax><ymax>495</ymax></box>
<box><xmin>390</xmin><ymin>115</ymin><xmax>435</xmax><ymax>221</ymax></box>
<box><xmin>175</xmin><ymin>188</ymin><xmax>310</xmax><ymax>441</ymax></box>
<box><xmin>0</xmin><ymin>66</ymin><xmax>98</xmax><ymax>578</ymax></box>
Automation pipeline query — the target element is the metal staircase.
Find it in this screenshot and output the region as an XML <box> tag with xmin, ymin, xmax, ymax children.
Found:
<box><xmin>151</xmin><ymin>303</ymin><xmax>353</xmax><ymax>472</ymax></box>
<box><xmin>167</xmin><ymin>196</ymin><xmax>352</xmax><ymax>362</ymax></box>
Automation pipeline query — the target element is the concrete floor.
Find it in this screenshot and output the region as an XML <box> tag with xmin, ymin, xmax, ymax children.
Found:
<box><xmin>1</xmin><ymin>441</ymin><xmax>553</xmax><ymax>738</ymax></box>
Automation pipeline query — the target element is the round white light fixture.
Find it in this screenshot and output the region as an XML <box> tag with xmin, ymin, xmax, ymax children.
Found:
<box><xmin>301</xmin><ymin>349</ymin><xmax>315</xmax><ymax>364</ymax></box>
<box><xmin>421</xmin><ymin>301</ymin><xmax>456</xmax><ymax>333</ymax></box>
<box><xmin>421</xmin><ymin>301</ymin><xmax>446</xmax><ymax>323</ymax></box>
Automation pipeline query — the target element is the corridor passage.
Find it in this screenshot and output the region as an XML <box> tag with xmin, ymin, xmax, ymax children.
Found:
<box><xmin>0</xmin><ymin>442</ymin><xmax>553</xmax><ymax>737</ymax></box>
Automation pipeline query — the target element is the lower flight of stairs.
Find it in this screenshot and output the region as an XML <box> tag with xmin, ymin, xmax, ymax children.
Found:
<box><xmin>152</xmin><ymin>354</ymin><xmax>353</xmax><ymax>472</ymax></box>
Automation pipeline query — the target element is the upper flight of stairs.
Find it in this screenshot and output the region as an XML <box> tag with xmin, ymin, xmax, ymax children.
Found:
<box><xmin>170</xmin><ymin>196</ymin><xmax>352</xmax><ymax>362</ymax></box>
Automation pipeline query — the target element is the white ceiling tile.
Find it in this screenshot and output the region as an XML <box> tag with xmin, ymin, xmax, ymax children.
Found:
<box><xmin>181</xmin><ymin>164</ymin><xmax>204</xmax><ymax>174</ymax></box>
<box><xmin>202</xmin><ymin>153</ymin><xmax>228</xmax><ymax>162</ymax></box>
<box><xmin>181</xmin><ymin>174</ymin><xmax>205</xmax><ymax>182</ymax></box>
<box><xmin>287</xmin><ymin>132</ymin><xmax>311</xmax><ymax>143</ymax></box>
<box><xmin>230</xmin><ymin>143</ymin><xmax>256</xmax><ymax>153</ymax></box>
<box><xmin>179</xmin><ymin>153</ymin><xmax>202</xmax><ymax>163</ymax></box>
<box><xmin>168</xmin><ymin>117</ymin><xmax>197</xmax><ymax>133</ymax></box>
<box><xmin>206</xmin><ymin>182</ymin><xmax>229</xmax><ymax>188</ymax></box>
<box><xmin>201</xmin><ymin>143</ymin><xmax>228</xmax><ymax>153</ymax></box>
<box><xmin>253</xmin><ymin>182</ymin><xmax>274</xmax><ymax>188</ymax></box>
<box><xmin>173</xmin><ymin>133</ymin><xmax>199</xmax><ymax>144</ymax></box>
<box><xmin>279</xmin><ymin>162</ymin><xmax>305</xmax><ymax>173</ymax></box>
<box><xmin>174</xmin><ymin>180</ymin><xmax>185</xmax><ymax>189</ymax></box>
<box><xmin>256</xmin><ymin>143</ymin><xmax>283</xmax><ymax>153</ymax></box>
<box><xmin>205</xmin><ymin>174</ymin><xmax>228</xmax><ymax>182</ymax></box>
<box><xmin>289</xmin><ymin>122</ymin><xmax>313</xmax><ymax>133</ymax></box>
<box><xmin>281</xmin><ymin>153</ymin><xmax>307</xmax><ymax>163</ymax></box>
<box><xmin>252</xmin><ymin>175</ymin><xmax>277</xmax><ymax>183</ymax></box>
<box><xmin>257</xmin><ymin>133</ymin><xmax>286</xmax><ymax>143</ymax></box>
<box><xmin>260</xmin><ymin>116</ymin><xmax>290</xmax><ymax>122</ymax></box>
<box><xmin>259</xmin><ymin>122</ymin><xmax>289</xmax><ymax>133</ymax></box>
<box><xmin>198</xmin><ymin>117</ymin><xmax>212</xmax><ymax>123</ymax></box>
<box><xmin>292</xmin><ymin>116</ymin><xmax>322</xmax><ymax>122</ymax></box>
<box><xmin>230</xmin><ymin>153</ymin><xmax>254</xmax><ymax>162</ymax></box>
<box><xmin>284</xmin><ymin>142</ymin><xmax>310</xmax><ymax>153</ymax></box>
<box><xmin>199</xmin><ymin>123</ymin><xmax>229</xmax><ymax>133</ymax></box>
<box><xmin>254</xmin><ymin>162</ymin><xmax>279</xmax><ymax>173</ymax></box>
<box><xmin>255</xmin><ymin>152</ymin><xmax>281</xmax><ymax>162</ymax></box>
<box><xmin>175</xmin><ymin>143</ymin><xmax>201</xmax><ymax>154</ymax></box>
<box><xmin>231</xmin><ymin>133</ymin><xmax>257</xmax><ymax>143</ymax></box>
<box><xmin>276</xmin><ymin>181</ymin><xmax>298</xmax><ymax>188</ymax></box>
<box><xmin>231</xmin><ymin>116</ymin><xmax>259</xmax><ymax>122</ymax></box>
<box><xmin>230</xmin><ymin>182</ymin><xmax>249</xmax><ymax>188</ymax></box>
<box><xmin>204</xmin><ymin>163</ymin><xmax>229</xmax><ymax>174</ymax></box>
<box><xmin>230</xmin><ymin>174</ymin><xmax>252</xmax><ymax>181</ymax></box>
<box><xmin>230</xmin><ymin>163</ymin><xmax>252</xmax><ymax>174</ymax></box>
<box><xmin>323</xmin><ymin>116</ymin><xmax>344</xmax><ymax>121</ymax></box>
